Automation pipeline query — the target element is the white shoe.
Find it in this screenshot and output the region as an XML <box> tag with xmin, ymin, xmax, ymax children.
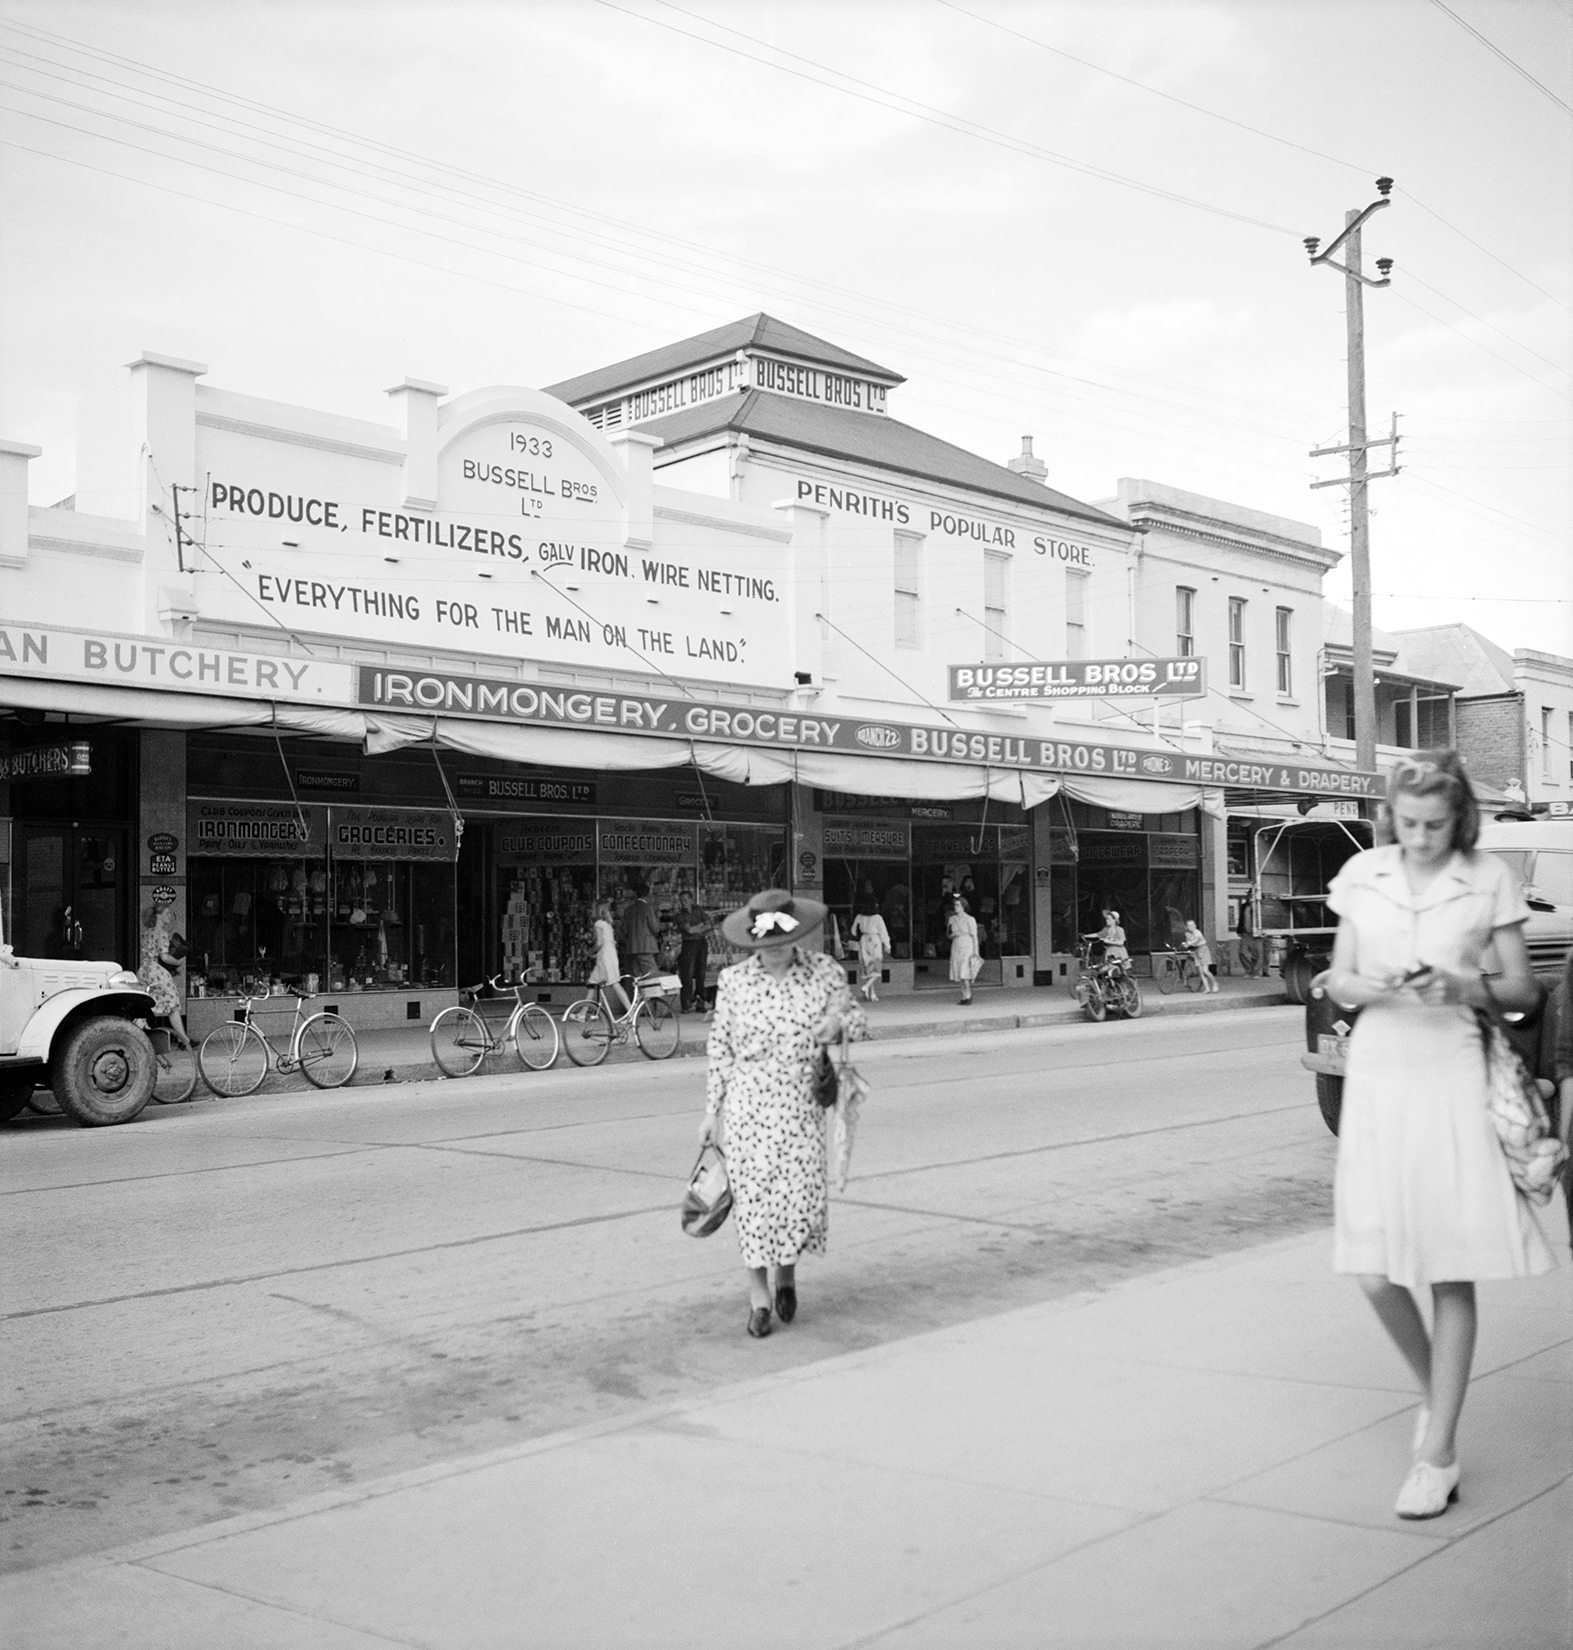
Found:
<box><xmin>1395</xmin><ymin>1459</ymin><xmax>1459</xmax><ymax>1519</ymax></box>
<box><xmin>1411</xmin><ymin>1405</ymin><xmax>1431</xmax><ymax>1458</ymax></box>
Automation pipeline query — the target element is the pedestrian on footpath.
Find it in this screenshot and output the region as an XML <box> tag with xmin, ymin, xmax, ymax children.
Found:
<box><xmin>697</xmin><ymin>890</ymin><xmax>866</xmax><ymax>1339</ymax></box>
<box><xmin>947</xmin><ymin>894</ymin><xmax>981</xmax><ymax>1005</ymax></box>
<box><xmin>850</xmin><ymin>896</ymin><xmax>891</xmax><ymax>1002</ymax></box>
<box><xmin>621</xmin><ymin>881</ymin><xmax>661</xmax><ymax>984</ymax></box>
<box><xmin>1324</xmin><ymin>751</ymin><xmax>1554</xmax><ymax>1521</ymax></box>
<box><xmin>675</xmin><ymin>890</ymin><xmax>711</xmax><ymax>1015</ymax></box>
<box><xmin>1182</xmin><ymin>919</ymin><xmax>1220</xmax><ymax>993</ymax></box>
<box><xmin>586</xmin><ymin>900</ymin><xmax>628</xmax><ymax>1015</ymax></box>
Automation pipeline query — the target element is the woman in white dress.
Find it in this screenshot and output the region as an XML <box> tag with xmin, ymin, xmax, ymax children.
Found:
<box><xmin>1325</xmin><ymin>752</ymin><xmax>1553</xmax><ymax>1519</ymax></box>
<box><xmin>947</xmin><ymin>895</ymin><xmax>980</xmax><ymax>1005</ymax></box>
<box><xmin>849</xmin><ymin>898</ymin><xmax>891</xmax><ymax>1002</ymax></box>
<box><xmin>698</xmin><ymin>890</ymin><xmax>866</xmax><ymax>1338</ymax></box>
<box><xmin>585</xmin><ymin>900</ymin><xmax>627</xmax><ymax>1014</ymax></box>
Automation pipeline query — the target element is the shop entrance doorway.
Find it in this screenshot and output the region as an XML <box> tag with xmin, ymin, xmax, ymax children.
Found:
<box><xmin>11</xmin><ymin>824</ymin><xmax>129</xmax><ymax>964</ymax></box>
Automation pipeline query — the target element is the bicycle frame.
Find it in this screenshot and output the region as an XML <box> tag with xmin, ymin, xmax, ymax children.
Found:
<box><xmin>238</xmin><ymin>993</ymin><xmax>326</xmax><ymax>1073</ymax></box>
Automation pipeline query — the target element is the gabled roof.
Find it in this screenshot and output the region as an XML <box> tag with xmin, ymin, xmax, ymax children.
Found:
<box><xmin>639</xmin><ymin>389</ymin><xmax>1128</xmax><ymax>530</ymax></box>
<box><xmin>1322</xmin><ymin>604</ymin><xmax>1401</xmax><ymax>668</ymax></box>
<box><xmin>1388</xmin><ymin>624</ymin><xmax>1516</xmax><ymax>697</ymax></box>
<box><xmin>544</xmin><ymin>314</ymin><xmax>903</xmax><ymax>407</ymax></box>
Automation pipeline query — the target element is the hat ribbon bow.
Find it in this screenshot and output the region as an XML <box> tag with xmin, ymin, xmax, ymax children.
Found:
<box><xmin>750</xmin><ymin>910</ymin><xmax>800</xmax><ymax>938</ymax></box>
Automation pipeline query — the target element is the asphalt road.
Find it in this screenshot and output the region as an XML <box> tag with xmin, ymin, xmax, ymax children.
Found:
<box><xmin>1</xmin><ymin>1006</ymin><xmax>1333</xmax><ymax>1574</ymax></box>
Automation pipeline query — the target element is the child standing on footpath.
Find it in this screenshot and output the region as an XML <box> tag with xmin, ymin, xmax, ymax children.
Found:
<box><xmin>1182</xmin><ymin>919</ymin><xmax>1220</xmax><ymax>993</ymax></box>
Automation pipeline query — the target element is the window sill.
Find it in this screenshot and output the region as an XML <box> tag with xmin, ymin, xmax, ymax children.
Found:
<box><xmin>1228</xmin><ymin>692</ymin><xmax>1254</xmax><ymax>702</ymax></box>
<box><xmin>1276</xmin><ymin>698</ymin><xmax>1300</xmax><ymax>707</ymax></box>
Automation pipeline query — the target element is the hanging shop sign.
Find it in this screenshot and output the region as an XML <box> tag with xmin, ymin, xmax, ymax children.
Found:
<box><xmin>328</xmin><ymin>806</ymin><xmax>459</xmax><ymax>863</ymax></box>
<box><xmin>597</xmin><ymin>820</ymin><xmax>698</xmax><ymax>866</ymax></box>
<box><xmin>948</xmin><ymin>659</ymin><xmax>1205</xmax><ymax>702</ymax></box>
<box><xmin>0</xmin><ymin>740</ymin><xmax>92</xmax><ymax>781</ymax></box>
<box><xmin>0</xmin><ymin>624</ymin><xmax>354</xmax><ymax>703</ymax></box>
<box><xmin>822</xmin><ymin>821</ymin><xmax>912</xmax><ymax>856</ymax></box>
<box><xmin>456</xmin><ymin>774</ymin><xmax>597</xmax><ymax>807</ymax></box>
<box><xmin>496</xmin><ymin>822</ymin><xmax>597</xmax><ymax>865</ymax></box>
<box><xmin>194</xmin><ymin>410</ymin><xmax>793</xmax><ymax>692</ymax></box>
<box><xmin>296</xmin><ymin>769</ymin><xmax>360</xmax><ymax>794</ymax></box>
<box><xmin>189</xmin><ymin>799</ymin><xmax>327</xmax><ymax>857</ymax></box>
<box><xmin>356</xmin><ymin>666</ymin><xmax>1382</xmax><ymax>798</ymax></box>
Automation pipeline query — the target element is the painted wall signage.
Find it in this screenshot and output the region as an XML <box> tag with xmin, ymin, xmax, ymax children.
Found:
<box><xmin>0</xmin><ymin>741</ymin><xmax>92</xmax><ymax>780</ymax></box>
<box><xmin>147</xmin><ymin>832</ymin><xmax>179</xmax><ymax>854</ymax></box>
<box><xmin>1150</xmin><ymin>835</ymin><xmax>1201</xmax><ymax>868</ymax></box>
<box><xmin>356</xmin><ymin>666</ymin><xmax>1382</xmax><ymax>797</ymax></box>
<box><xmin>196</xmin><ymin>412</ymin><xmax>792</xmax><ymax>691</ymax></box>
<box><xmin>496</xmin><ymin>823</ymin><xmax>596</xmax><ymax>865</ymax></box>
<box><xmin>0</xmin><ymin>624</ymin><xmax>353</xmax><ymax>704</ymax></box>
<box><xmin>456</xmin><ymin>774</ymin><xmax>597</xmax><ymax>807</ymax></box>
<box><xmin>296</xmin><ymin>770</ymin><xmax>360</xmax><ymax>794</ymax></box>
<box><xmin>598</xmin><ymin>821</ymin><xmax>698</xmax><ymax>865</ymax></box>
<box><xmin>949</xmin><ymin>659</ymin><xmax>1205</xmax><ymax>702</ymax></box>
<box><xmin>148</xmin><ymin>852</ymin><xmax>177</xmax><ymax>875</ymax></box>
<box><xmin>822</xmin><ymin>821</ymin><xmax>912</xmax><ymax>856</ymax></box>
<box><xmin>188</xmin><ymin>799</ymin><xmax>327</xmax><ymax>857</ymax></box>
<box><xmin>328</xmin><ymin>806</ymin><xmax>458</xmax><ymax>863</ymax></box>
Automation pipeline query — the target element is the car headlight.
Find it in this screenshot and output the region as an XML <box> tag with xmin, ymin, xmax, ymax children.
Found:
<box><xmin>108</xmin><ymin>970</ymin><xmax>141</xmax><ymax>989</ymax></box>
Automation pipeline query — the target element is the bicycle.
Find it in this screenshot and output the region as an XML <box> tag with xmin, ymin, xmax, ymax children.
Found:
<box><xmin>1152</xmin><ymin>948</ymin><xmax>1206</xmax><ymax>995</ymax></box>
<box><xmin>143</xmin><ymin>1016</ymin><xmax>199</xmax><ymax>1103</ymax></box>
<box><xmin>561</xmin><ymin>973</ymin><xmax>681</xmax><ymax>1067</ymax></box>
<box><xmin>1069</xmin><ymin>934</ymin><xmax>1143</xmax><ymax>1021</ymax></box>
<box><xmin>429</xmin><ymin>976</ymin><xmax>561</xmax><ymax>1078</ymax></box>
<box><xmin>198</xmin><ymin>991</ymin><xmax>359</xmax><ymax>1096</ymax></box>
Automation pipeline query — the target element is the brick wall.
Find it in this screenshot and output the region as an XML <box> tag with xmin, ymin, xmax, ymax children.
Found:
<box><xmin>1456</xmin><ymin>694</ymin><xmax>1525</xmax><ymax>793</ymax></box>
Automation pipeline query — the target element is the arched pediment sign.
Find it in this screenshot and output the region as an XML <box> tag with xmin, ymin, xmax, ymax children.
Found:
<box><xmin>436</xmin><ymin>388</ymin><xmax>630</xmax><ymax>567</ymax></box>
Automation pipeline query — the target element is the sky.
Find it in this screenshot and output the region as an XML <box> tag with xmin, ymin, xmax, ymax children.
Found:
<box><xmin>1</xmin><ymin>0</ymin><xmax>1569</xmax><ymax>656</ymax></box>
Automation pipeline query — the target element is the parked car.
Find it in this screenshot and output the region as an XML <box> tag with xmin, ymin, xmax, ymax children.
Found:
<box><xmin>1302</xmin><ymin>818</ymin><xmax>1573</xmax><ymax>1134</ymax></box>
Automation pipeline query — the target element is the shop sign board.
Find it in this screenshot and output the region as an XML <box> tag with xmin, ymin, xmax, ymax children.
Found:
<box><xmin>496</xmin><ymin>822</ymin><xmax>596</xmax><ymax>864</ymax></box>
<box><xmin>189</xmin><ymin>799</ymin><xmax>327</xmax><ymax>857</ymax></box>
<box><xmin>457</xmin><ymin>774</ymin><xmax>597</xmax><ymax>807</ymax></box>
<box><xmin>0</xmin><ymin>740</ymin><xmax>92</xmax><ymax>780</ymax></box>
<box><xmin>1106</xmin><ymin>812</ymin><xmax>1144</xmax><ymax>832</ymax></box>
<box><xmin>598</xmin><ymin>821</ymin><xmax>697</xmax><ymax>865</ymax></box>
<box><xmin>358</xmin><ymin>665</ymin><xmax>1383</xmax><ymax>799</ymax></box>
<box><xmin>948</xmin><ymin>659</ymin><xmax>1205</xmax><ymax>702</ymax></box>
<box><xmin>822</xmin><ymin>821</ymin><xmax>912</xmax><ymax>856</ymax></box>
<box><xmin>329</xmin><ymin>807</ymin><xmax>459</xmax><ymax>863</ymax></box>
<box><xmin>0</xmin><ymin>624</ymin><xmax>354</xmax><ymax>703</ymax></box>
<box><xmin>195</xmin><ymin>412</ymin><xmax>793</xmax><ymax>691</ymax></box>
<box><xmin>296</xmin><ymin>770</ymin><xmax>360</xmax><ymax>794</ymax></box>
<box><xmin>1150</xmin><ymin>835</ymin><xmax>1201</xmax><ymax>868</ymax></box>
<box><xmin>1078</xmin><ymin>835</ymin><xmax>1147</xmax><ymax>868</ymax></box>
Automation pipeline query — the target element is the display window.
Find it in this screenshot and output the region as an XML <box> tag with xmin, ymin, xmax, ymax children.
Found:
<box><xmin>911</xmin><ymin>823</ymin><xmax>1028</xmax><ymax>960</ymax></box>
<box><xmin>495</xmin><ymin>821</ymin><xmax>598</xmax><ymax>984</ymax></box>
<box><xmin>325</xmin><ymin>807</ymin><xmax>459</xmax><ymax>992</ymax></box>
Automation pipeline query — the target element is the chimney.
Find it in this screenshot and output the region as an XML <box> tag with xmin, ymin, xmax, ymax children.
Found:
<box><xmin>1008</xmin><ymin>435</ymin><xmax>1046</xmax><ymax>484</ymax></box>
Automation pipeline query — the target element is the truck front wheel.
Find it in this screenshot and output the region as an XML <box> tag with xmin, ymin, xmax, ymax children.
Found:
<box><xmin>51</xmin><ymin>1018</ymin><xmax>156</xmax><ymax>1126</ymax></box>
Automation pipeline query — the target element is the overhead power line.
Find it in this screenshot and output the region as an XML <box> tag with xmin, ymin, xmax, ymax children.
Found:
<box><xmin>595</xmin><ymin>0</ymin><xmax>1301</xmax><ymax>236</ymax></box>
<box><xmin>1402</xmin><ymin>274</ymin><xmax>1572</xmax><ymax>379</ymax></box>
<box><xmin>1428</xmin><ymin>0</ymin><xmax>1573</xmax><ymax>115</ymax></box>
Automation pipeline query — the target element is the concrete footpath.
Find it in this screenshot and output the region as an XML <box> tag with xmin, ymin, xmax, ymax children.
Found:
<box><xmin>337</xmin><ymin>971</ymin><xmax>1289</xmax><ymax>1089</ymax></box>
<box><xmin>6</xmin><ymin>1226</ymin><xmax>1568</xmax><ymax>1648</ymax></box>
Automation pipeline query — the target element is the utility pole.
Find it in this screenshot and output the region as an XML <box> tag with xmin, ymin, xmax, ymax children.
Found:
<box><xmin>1306</xmin><ymin>178</ymin><xmax>1400</xmax><ymax>776</ymax></box>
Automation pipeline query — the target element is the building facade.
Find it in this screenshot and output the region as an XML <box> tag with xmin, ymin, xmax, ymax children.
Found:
<box><xmin>0</xmin><ymin>320</ymin><xmax>1382</xmax><ymax>1031</ymax></box>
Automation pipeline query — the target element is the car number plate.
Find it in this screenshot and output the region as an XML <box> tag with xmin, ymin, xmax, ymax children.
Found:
<box><xmin>1317</xmin><ymin>1032</ymin><xmax>1349</xmax><ymax>1073</ymax></box>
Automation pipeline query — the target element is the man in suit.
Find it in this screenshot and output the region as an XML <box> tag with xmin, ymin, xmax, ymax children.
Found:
<box><xmin>621</xmin><ymin>881</ymin><xmax>661</xmax><ymax>983</ymax></box>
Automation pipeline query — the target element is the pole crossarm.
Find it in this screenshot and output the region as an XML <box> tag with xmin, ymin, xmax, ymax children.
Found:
<box><xmin>1309</xmin><ymin>435</ymin><xmax>1398</xmax><ymax>458</ymax></box>
<box><xmin>1310</xmin><ymin>467</ymin><xmax>1401</xmax><ymax>489</ymax></box>
<box><xmin>1308</xmin><ymin>194</ymin><xmax>1390</xmax><ymax>264</ymax></box>
<box><xmin>1308</xmin><ymin>257</ymin><xmax>1391</xmax><ymax>288</ymax></box>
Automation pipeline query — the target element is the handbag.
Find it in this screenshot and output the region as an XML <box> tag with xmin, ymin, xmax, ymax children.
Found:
<box><xmin>827</xmin><ymin>1032</ymin><xmax>869</xmax><ymax>1192</ymax></box>
<box><xmin>811</xmin><ymin>1042</ymin><xmax>839</xmax><ymax>1109</ymax></box>
<box><xmin>167</xmin><ymin>932</ymin><xmax>189</xmax><ymax>960</ymax></box>
<box><xmin>680</xmin><ymin>1143</ymin><xmax>733</xmax><ymax>1237</ymax></box>
<box><xmin>1477</xmin><ymin>1001</ymin><xmax>1567</xmax><ymax>1206</ymax></box>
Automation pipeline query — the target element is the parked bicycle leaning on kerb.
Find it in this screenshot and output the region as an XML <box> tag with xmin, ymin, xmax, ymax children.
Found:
<box><xmin>1070</xmin><ymin>933</ymin><xmax>1143</xmax><ymax>1022</ymax></box>
<box><xmin>561</xmin><ymin>969</ymin><xmax>682</xmax><ymax>1066</ymax></box>
<box><xmin>429</xmin><ymin>975</ymin><xmax>561</xmax><ymax>1077</ymax></box>
<box><xmin>198</xmin><ymin>991</ymin><xmax>359</xmax><ymax>1096</ymax></box>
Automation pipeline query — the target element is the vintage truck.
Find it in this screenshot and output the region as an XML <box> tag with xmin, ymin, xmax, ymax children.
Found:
<box><xmin>0</xmin><ymin>900</ymin><xmax>159</xmax><ymax>1126</ymax></box>
<box><xmin>1244</xmin><ymin>816</ymin><xmax>1374</xmax><ymax>1006</ymax></box>
<box><xmin>1302</xmin><ymin>818</ymin><xmax>1573</xmax><ymax>1133</ymax></box>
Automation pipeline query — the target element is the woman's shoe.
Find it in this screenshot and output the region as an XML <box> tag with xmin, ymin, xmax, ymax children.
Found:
<box><xmin>1395</xmin><ymin>1459</ymin><xmax>1459</xmax><ymax>1519</ymax></box>
<box><xmin>774</xmin><ymin>1284</ymin><xmax>797</xmax><ymax>1323</ymax></box>
<box><xmin>746</xmin><ymin>1306</ymin><xmax>772</xmax><ymax>1339</ymax></box>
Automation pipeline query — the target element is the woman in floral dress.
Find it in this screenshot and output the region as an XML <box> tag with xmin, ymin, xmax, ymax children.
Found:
<box><xmin>137</xmin><ymin>904</ymin><xmax>190</xmax><ymax>1048</ymax></box>
<box><xmin>699</xmin><ymin>889</ymin><xmax>866</xmax><ymax>1338</ymax></box>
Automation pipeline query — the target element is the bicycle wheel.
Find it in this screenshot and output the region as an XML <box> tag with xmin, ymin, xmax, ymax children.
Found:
<box><xmin>1153</xmin><ymin>953</ymin><xmax>1177</xmax><ymax>995</ymax></box>
<box><xmin>1080</xmin><ymin>978</ymin><xmax>1107</xmax><ymax>1023</ymax></box>
<box><xmin>199</xmin><ymin>1022</ymin><xmax>268</xmax><ymax>1097</ymax></box>
<box><xmin>298</xmin><ymin>1013</ymin><xmax>358</xmax><ymax>1089</ymax></box>
<box><xmin>634</xmin><ymin>997</ymin><xmax>680</xmax><ymax>1060</ymax></box>
<box><xmin>152</xmin><ymin>1035</ymin><xmax>199</xmax><ymax>1103</ymax></box>
<box><xmin>561</xmin><ymin>999</ymin><xmax>613</xmax><ymax>1067</ymax></box>
<box><xmin>511</xmin><ymin>1003</ymin><xmax>561</xmax><ymax>1071</ymax></box>
<box><xmin>1114</xmin><ymin>975</ymin><xmax>1143</xmax><ymax>1019</ymax></box>
<box><xmin>1183</xmin><ymin>956</ymin><xmax>1206</xmax><ymax>993</ymax></box>
<box><xmin>431</xmin><ymin>1006</ymin><xmax>489</xmax><ymax>1078</ymax></box>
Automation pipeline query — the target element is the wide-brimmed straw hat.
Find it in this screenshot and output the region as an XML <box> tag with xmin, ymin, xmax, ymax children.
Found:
<box><xmin>720</xmin><ymin>888</ymin><xmax>828</xmax><ymax>951</ymax></box>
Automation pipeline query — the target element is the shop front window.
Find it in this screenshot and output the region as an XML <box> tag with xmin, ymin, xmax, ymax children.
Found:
<box><xmin>327</xmin><ymin>860</ymin><xmax>455</xmax><ymax>992</ymax></box>
<box><xmin>495</xmin><ymin>821</ymin><xmax>598</xmax><ymax>984</ymax></box>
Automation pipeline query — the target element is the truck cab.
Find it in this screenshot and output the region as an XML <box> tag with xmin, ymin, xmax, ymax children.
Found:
<box><xmin>0</xmin><ymin>901</ymin><xmax>159</xmax><ymax>1126</ymax></box>
<box><xmin>1302</xmin><ymin>818</ymin><xmax>1573</xmax><ymax>1133</ymax></box>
